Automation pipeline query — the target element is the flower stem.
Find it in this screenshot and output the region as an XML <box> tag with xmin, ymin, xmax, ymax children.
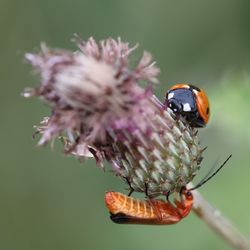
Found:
<box><xmin>190</xmin><ymin>187</ymin><xmax>250</xmax><ymax>250</ymax></box>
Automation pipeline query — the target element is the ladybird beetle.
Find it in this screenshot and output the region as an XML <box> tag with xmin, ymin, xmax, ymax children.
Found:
<box><xmin>165</xmin><ymin>83</ymin><xmax>210</xmax><ymax>127</ymax></box>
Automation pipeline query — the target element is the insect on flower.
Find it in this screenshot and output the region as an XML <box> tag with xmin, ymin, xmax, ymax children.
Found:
<box><xmin>105</xmin><ymin>187</ymin><xmax>193</xmax><ymax>225</ymax></box>
<box><xmin>105</xmin><ymin>155</ymin><xmax>232</xmax><ymax>225</ymax></box>
<box><xmin>165</xmin><ymin>84</ymin><xmax>210</xmax><ymax>127</ymax></box>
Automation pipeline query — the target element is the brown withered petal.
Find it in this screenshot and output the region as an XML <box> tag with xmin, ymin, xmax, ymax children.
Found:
<box><xmin>24</xmin><ymin>37</ymin><xmax>203</xmax><ymax>196</ymax></box>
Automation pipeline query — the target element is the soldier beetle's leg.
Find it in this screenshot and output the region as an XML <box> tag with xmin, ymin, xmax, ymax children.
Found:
<box><xmin>127</xmin><ymin>189</ymin><xmax>134</xmax><ymax>197</ymax></box>
<box><xmin>144</xmin><ymin>182</ymin><xmax>149</xmax><ymax>197</ymax></box>
<box><xmin>165</xmin><ymin>191</ymin><xmax>171</xmax><ymax>202</ymax></box>
<box><xmin>144</xmin><ymin>182</ymin><xmax>156</xmax><ymax>199</ymax></box>
<box><xmin>123</xmin><ymin>177</ymin><xmax>134</xmax><ymax>196</ymax></box>
<box><xmin>174</xmin><ymin>187</ymin><xmax>193</xmax><ymax>218</ymax></box>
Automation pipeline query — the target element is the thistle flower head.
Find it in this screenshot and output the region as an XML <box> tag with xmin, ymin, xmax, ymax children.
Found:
<box><xmin>24</xmin><ymin>37</ymin><xmax>203</xmax><ymax>196</ymax></box>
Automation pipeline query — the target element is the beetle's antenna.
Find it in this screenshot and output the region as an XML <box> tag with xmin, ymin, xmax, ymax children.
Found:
<box><xmin>189</xmin><ymin>154</ymin><xmax>232</xmax><ymax>191</ymax></box>
<box><xmin>193</xmin><ymin>156</ymin><xmax>219</xmax><ymax>188</ymax></box>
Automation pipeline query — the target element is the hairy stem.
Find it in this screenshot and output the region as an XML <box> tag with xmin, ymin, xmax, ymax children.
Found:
<box><xmin>190</xmin><ymin>187</ymin><xmax>250</xmax><ymax>250</ymax></box>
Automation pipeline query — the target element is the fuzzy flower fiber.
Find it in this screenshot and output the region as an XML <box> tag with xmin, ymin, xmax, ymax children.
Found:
<box><xmin>24</xmin><ymin>37</ymin><xmax>203</xmax><ymax>196</ymax></box>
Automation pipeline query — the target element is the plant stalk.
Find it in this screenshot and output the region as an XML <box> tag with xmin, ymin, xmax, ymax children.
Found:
<box><xmin>190</xmin><ymin>186</ymin><xmax>250</xmax><ymax>250</ymax></box>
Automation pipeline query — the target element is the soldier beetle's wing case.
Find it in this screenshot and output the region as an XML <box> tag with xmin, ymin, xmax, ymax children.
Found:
<box><xmin>105</xmin><ymin>189</ymin><xmax>193</xmax><ymax>225</ymax></box>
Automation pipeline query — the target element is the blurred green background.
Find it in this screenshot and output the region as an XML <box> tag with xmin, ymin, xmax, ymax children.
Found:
<box><xmin>1</xmin><ymin>0</ymin><xmax>250</xmax><ymax>249</ymax></box>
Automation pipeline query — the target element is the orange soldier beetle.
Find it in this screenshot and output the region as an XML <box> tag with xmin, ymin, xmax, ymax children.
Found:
<box><xmin>105</xmin><ymin>155</ymin><xmax>232</xmax><ymax>225</ymax></box>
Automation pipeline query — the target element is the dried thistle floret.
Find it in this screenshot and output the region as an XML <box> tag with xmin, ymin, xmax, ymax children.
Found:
<box><xmin>24</xmin><ymin>37</ymin><xmax>203</xmax><ymax>196</ymax></box>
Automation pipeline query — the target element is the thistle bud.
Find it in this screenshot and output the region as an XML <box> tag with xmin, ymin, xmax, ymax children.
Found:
<box><xmin>24</xmin><ymin>37</ymin><xmax>203</xmax><ymax>196</ymax></box>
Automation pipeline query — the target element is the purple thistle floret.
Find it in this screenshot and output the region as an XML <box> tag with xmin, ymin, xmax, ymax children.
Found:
<box><xmin>24</xmin><ymin>37</ymin><xmax>203</xmax><ymax>196</ymax></box>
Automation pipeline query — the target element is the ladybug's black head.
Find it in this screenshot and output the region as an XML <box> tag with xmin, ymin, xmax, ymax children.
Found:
<box><xmin>166</xmin><ymin>97</ymin><xmax>183</xmax><ymax>114</ymax></box>
<box><xmin>165</xmin><ymin>88</ymin><xmax>199</xmax><ymax>123</ymax></box>
<box><xmin>166</xmin><ymin>88</ymin><xmax>196</xmax><ymax>112</ymax></box>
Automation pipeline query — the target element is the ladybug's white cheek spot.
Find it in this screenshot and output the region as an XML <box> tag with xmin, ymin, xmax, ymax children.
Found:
<box><xmin>193</xmin><ymin>89</ymin><xmax>198</xmax><ymax>95</ymax></box>
<box><xmin>183</xmin><ymin>103</ymin><xmax>191</xmax><ymax>112</ymax></box>
<box><xmin>168</xmin><ymin>92</ymin><xmax>174</xmax><ymax>99</ymax></box>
